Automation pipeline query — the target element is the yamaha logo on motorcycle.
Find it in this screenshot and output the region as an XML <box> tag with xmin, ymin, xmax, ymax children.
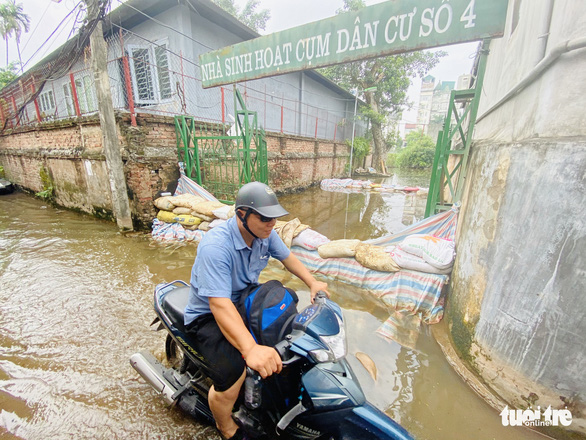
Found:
<box><xmin>130</xmin><ymin>280</ymin><xmax>413</xmax><ymax>440</ymax></box>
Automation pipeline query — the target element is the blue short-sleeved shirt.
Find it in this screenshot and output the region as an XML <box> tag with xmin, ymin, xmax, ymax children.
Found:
<box><xmin>184</xmin><ymin>216</ymin><xmax>291</xmax><ymax>326</ymax></box>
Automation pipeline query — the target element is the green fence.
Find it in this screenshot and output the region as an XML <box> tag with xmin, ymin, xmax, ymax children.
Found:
<box><xmin>174</xmin><ymin>89</ymin><xmax>268</xmax><ymax>203</ymax></box>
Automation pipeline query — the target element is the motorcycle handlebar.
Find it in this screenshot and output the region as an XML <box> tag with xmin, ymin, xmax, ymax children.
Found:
<box><xmin>314</xmin><ymin>290</ymin><xmax>327</xmax><ymax>304</ymax></box>
<box><xmin>274</xmin><ymin>338</ymin><xmax>300</xmax><ymax>366</ymax></box>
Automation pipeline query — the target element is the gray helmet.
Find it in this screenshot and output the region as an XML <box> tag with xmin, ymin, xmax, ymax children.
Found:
<box><xmin>235</xmin><ymin>182</ymin><xmax>289</xmax><ymax>218</ymax></box>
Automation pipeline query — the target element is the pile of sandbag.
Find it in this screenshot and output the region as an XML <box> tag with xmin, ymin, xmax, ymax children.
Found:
<box><xmin>388</xmin><ymin>234</ymin><xmax>455</xmax><ymax>274</ymax></box>
<box><xmin>154</xmin><ymin>194</ymin><xmax>235</xmax><ymax>232</ymax></box>
<box><xmin>311</xmin><ymin>234</ymin><xmax>455</xmax><ymax>275</ymax></box>
<box><xmin>315</xmin><ymin>239</ymin><xmax>400</xmax><ymax>273</ymax></box>
<box><xmin>274</xmin><ymin>218</ymin><xmax>330</xmax><ymax>249</ymax></box>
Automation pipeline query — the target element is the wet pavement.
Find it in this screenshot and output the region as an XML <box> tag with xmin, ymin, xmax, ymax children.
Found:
<box><xmin>0</xmin><ymin>170</ymin><xmax>547</xmax><ymax>439</ymax></box>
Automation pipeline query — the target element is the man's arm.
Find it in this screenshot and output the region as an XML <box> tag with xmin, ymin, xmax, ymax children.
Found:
<box><xmin>209</xmin><ymin>297</ymin><xmax>282</xmax><ymax>378</ymax></box>
<box><xmin>281</xmin><ymin>253</ymin><xmax>329</xmax><ymax>302</ymax></box>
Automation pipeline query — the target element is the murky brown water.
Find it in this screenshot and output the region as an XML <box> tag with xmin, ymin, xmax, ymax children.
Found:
<box><xmin>0</xmin><ymin>171</ymin><xmax>546</xmax><ymax>440</ymax></box>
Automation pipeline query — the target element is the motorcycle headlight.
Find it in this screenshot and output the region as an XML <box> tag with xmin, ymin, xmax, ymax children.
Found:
<box><xmin>309</xmin><ymin>313</ymin><xmax>347</xmax><ymax>363</ymax></box>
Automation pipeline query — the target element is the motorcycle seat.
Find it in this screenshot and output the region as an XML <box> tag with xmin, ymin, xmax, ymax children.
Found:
<box><xmin>161</xmin><ymin>286</ymin><xmax>190</xmax><ymax>332</ymax></box>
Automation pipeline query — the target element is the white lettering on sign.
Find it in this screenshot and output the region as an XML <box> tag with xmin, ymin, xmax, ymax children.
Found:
<box><xmin>337</xmin><ymin>20</ymin><xmax>380</xmax><ymax>53</ymax></box>
<box><xmin>295</xmin><ymin>33</ymin><xmax>331</xmax><ymax>63</ymax></box>
<box><xmin>385</xmin><ymin>8</ymin><xmax>417</xmax><ymax>43</ymax></box>
<box><xmin>200</xmin><ymin>0</ymin><xmax>506</xmax><ymax>87</ymax></box>
<box><xmin>500</xmin><ymin>406</ymin><xmax>573</xmax><ymax>427</ymax></box>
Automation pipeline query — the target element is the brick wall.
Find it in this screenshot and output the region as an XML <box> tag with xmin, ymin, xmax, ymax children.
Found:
<box><xmin>0</xmin><ymin>113</ymin><xmax>349</xmax><ymax>228</ymax></box>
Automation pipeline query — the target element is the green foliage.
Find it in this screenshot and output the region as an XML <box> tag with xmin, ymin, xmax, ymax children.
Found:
<box><xmin>0</xmin><ymin>0</ymin><xmax>30</xmax><ymax>65</ymax></box>
<box><xmin>0</xmin><ymin>61</ymin><xmax>18</xmax><ymax>89</ymax></box>
<box><xmin>0</xmin><ymin>165</ymin><xmax>4</xmax><ymax>177</ymax></box>
<box><xmin>396</xmin><ymin>130</ymin><xmax>436</xmax><ymax>169</ymax></box>
<box><xmin>212</xmin><ymin>0</ymin><xmax>270</xmax><ymax>31</ymax></box>
<box><xmin>346</xmin><ymin>136</ymin><xmax>370</xmax><ymax>167</ymax></box>
<box><xmin>35</xmin><ymin>187</ymin><xmax>53</xmax><ymax>200</ymax></box>
<box><xmin>319</xmin><ymin>0</ymin><xmax>446</xmax><ymax>172</ymax></box>
<box><xmin>384</xmin><ymin>129</ymin><xmax>402</xmax><ymax>152</ymax></box>
<box><xmin>36</xmin><ymin>165</ymin><xmax>54</xmax><ymax>201</ymax></box>
<box><xmin>386</xmin><ymin>152</ymin><xmax>397</xmax><ymax>168</ymax></box>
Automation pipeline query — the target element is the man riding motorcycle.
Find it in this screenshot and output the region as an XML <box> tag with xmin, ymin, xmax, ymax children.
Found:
<box><xmin>184</xmin><ymin>182</ymin><xmax>329</xmax><ymax>440</ymax></box>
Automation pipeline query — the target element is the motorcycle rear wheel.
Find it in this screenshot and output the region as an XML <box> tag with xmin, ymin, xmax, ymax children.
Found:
<box><xmin>165</xmin><ymin>334</ymin><xmax>185</xmax><ymax>370</ymax></box>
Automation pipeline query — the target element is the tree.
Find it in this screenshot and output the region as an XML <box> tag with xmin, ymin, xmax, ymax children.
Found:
<box><xmin>396</xmin><ymin>130</ymin><xmax>436</xmax><ymax>169</ymax></box>
<box><xmin>346</xmin><ymin>136</ymin><xmax>370</xmax><ymax>170</ymax></box>
<box><xmin>0</xmin><ymin>60</ymin><xmax>18</xmax><ymax>89</ymax></box>
<box><xmin>212</xmin><ymin>0</ymin><xmax>270</xmax><ymax>32</ymax></box>
<box><xmin>0</xmin><ymin>0</ymin><xmax>30</xmax><ymax>69</ymax></box>
<box><xmin>320</xmin><ymin>0</ymin><xmax>445</xmax><ymax>172</ymax></box>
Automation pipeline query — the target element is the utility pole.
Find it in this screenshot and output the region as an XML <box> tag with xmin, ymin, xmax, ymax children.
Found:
<box><xmin>85</xmin><ymin>0</ymin><xmax>133</xmax><ymax>230</ymax></box>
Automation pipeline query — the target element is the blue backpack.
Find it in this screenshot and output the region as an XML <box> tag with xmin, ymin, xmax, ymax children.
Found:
<box><xmin>238</xmin><ymin>280</ymin><xmax>299</xmax><ymax>347</ymax></box>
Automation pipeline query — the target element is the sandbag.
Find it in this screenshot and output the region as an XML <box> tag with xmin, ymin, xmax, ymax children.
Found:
<box><xmin>399</xmin><ymin>235</ymin><xmax>455</xmax><ymax>269</ymax></box>
<box><xmin>154</xmin><ymin>196</ymin><xmax>175</xmax><ymax>211</ymax></box>
<box><xmin>291</xmin><ymin>229</ymin><xmax>330</xmax><ymax>250</ymax></box>
<box><xmin>209</xmin><ymin>218</ymin><xmax>226</xmax><ymax>229</ymax></box>
<box><xmin>388</xmin><ymin>246</ymin><xmax>452</xmax><ymax>275</ymax></box>
<box><xmin>192</xmin><ymin>200</ymin><xmax>227</xmax><ymax>218</ymax></box>
<box><xmin>172</xmin><ymin>207</ymin><xmax>192</xmax><ymax>215</ymax></box>
<box><xmin>317</xmin><ymin>239</ymin><xmax>361</xmax><ymax>259</ymax></box>
<box><xmin>274</xmin><ymin>218</ymin><xmax>307</xmax><ymax>248</ymax></box>
<box><xmin>157</xmin><ymin>210</ymin><xmax>202</xmax><ymax>227</ymax></box>
<box><xmin>191</xmin><ymin>212</ymin><xmax>214</xmax><ymax>222</ymax></box>
<box><xmin>354</xmin><ymin>243</ymin><xmax>400</xmax><ymax>272</ymax></box>
<box><xmin>198</xmin><ymin>221</ymin><xmax>211</xmax><ymax>231</ymax></box>
<box><xmin>171</xmin><ymin>194</ymin><xmax>205</xmax><ymax>210</ymax></box>
<box><xmin>213</xmin><ymin>204</ymin><xmax>235</xmax><ymax>220</ymax></box>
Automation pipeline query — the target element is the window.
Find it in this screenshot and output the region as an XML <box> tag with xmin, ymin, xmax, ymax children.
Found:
<box><xmin>128</xmin><ymin>41</ymin><xmax>172</xmax><ymax>105</ymax></box>
<box><xmin>78</xmin><ymin>76</ymin><xmax>97</xmax><ymax>114</ymax></box>
<box><xmin>63</xmin><ymin>75</ymin><xmax>97</xmax><ymax>116</ymax></box>
<box><xmin>38</xmin><ymin>90</ymin><xmax>55</xmax><ymax>116</ymax></box>
<box><xmin>63</xmin><ymin>83</ymin><xmax>74</xmax><ymax>116</ymax></box>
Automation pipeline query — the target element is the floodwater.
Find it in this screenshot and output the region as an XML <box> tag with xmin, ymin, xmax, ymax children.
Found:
<box><xmin>0</xmin><ymin>169</ymin><xmax>547</xmax><ymax>440</ymax></box>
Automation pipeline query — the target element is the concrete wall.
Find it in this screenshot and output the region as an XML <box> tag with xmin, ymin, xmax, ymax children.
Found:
<box><xmin>0</xmin><ymin>113</ymin><xmax>348</xmax><ymax>228</ymax></box>
<box><xmin>448</xmin><ymin>0</ymin><xmax>586</xmax><ymax>436</ymax></box>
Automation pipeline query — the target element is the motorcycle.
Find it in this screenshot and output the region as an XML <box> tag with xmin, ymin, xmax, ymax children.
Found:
<box><xmin>130</xmin><ymin>280</ymin><xmax>413</xmax><ymax>440</ymax></box>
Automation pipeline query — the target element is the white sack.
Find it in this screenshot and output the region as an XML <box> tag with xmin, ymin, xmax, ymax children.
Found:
<box><xmin>399</xmin><ymin>234</ymin><xmax>455</xmax><ymax>269</ymax></box>
<box><xmin>291</xmin><ymin>229</ymin><xmax>330</xmax><ymax>250</ymax></box>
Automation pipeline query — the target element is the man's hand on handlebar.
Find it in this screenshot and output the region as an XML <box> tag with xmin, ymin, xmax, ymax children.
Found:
<box><xmin>310</xmin><ymin>280</ymin><xmax>329</xmax><ymax>303</ymax></box>
<box><xmin>243</xmin><ymin>344</ymin><xmax>282</xmax><ymax>379</ymax></box>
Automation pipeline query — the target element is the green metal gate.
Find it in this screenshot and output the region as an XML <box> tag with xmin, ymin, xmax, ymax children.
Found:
<box><xmin>174</xmin><ymin>89</ymin><xmax>268</xmax><ymax>203</ymax></box>
<box><xmin>425</xmin><ymin>40</ymin><xmax>490</xmax><ymax>217</ymax></box>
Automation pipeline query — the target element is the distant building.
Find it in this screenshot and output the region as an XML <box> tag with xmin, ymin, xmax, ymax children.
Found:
<box><xmin>428</xmin><ymin>80</ymin><xmax>455</xmax><ymax>140</ymax></box>
<box><xmin>417</xmin><ymin>74</ymin><xmax>472</xmax><ymax>141</ymax></box>
<box><xmin>416</xmin><ymin>75</ymin><xmax>435</xmax><ymax>134</ymax></box>
<box><xmin>404</xmin><ymin>123</ymin><xmax>420</xmax><ymax>137</ymax></box>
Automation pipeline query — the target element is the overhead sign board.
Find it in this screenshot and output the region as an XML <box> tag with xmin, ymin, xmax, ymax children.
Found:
<box><xmin>200</xmin><ymin>0</ymin><xmax>509</xmax><ymax>88</ymax></box>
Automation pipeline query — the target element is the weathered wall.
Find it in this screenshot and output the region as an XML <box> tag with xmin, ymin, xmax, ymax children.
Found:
<box><xmin>448</xmin><ymin>0</ymin><xmax>586</xmax><ymax>436</ymax></box>
<box><xmin>0</xmin><ymin>113</ymin><xmax>348</xmax><ymax>227</ymax></box>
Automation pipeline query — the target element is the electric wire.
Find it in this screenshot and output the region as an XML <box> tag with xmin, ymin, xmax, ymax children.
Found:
<box><xmin>20</xmin><ymin>1</ymin><xmax>83</xmax><ymax>72</ymax></box>
<box><xmin>20</xmin><ymin>0</ymin><xmax>52</xmax><ymax>53</ymax></box>
<box><xmin>3</xmin><ymin>0</ymin><xmax>110</xmax><ymax>131</ymax></box>
<box><xmin>112</xmin><ymin>0</ymin><xmax>355</xmax><ymax>104</ymax></box>
<box><xmin>114</xmin><ymin>0</ymin><xmax>215</xmax><ymax>51</ymax></box>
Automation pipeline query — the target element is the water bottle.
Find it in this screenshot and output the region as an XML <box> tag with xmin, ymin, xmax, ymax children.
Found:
<box><xmin>244</xmin><ymin>367</ymin><xmax>262</xmax><ymax>410</ymax></box>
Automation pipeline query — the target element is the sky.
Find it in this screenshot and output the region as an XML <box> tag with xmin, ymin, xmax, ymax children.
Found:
<box><xmin>1</xmin><ymin>0</ymin><xmax>478</xmax><ymax>126</ymax></box>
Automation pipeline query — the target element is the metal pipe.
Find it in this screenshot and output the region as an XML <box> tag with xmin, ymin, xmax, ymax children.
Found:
<box><xmin>535</xmin><ymin>0</ymin><xmax>555</xmax><ymax>64</ymax></box>
<box><xmin>477</xmin><ymin>36</ymin><xmax>586</xmax><ymax>123</ymax></box>
<box><xmin>349</xmin><ymin>92</ymin><xmax>358</xmax><ymax>177</ymax></box>
<box><xmin>349</xmin><ymin>86</ymin><xmax>377</xmax><ymax>177</ymax></box>
<box><xmin>129</xmin><ymin>351</ymin><xmax>178</xmax><ymax>406</ymax></box>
